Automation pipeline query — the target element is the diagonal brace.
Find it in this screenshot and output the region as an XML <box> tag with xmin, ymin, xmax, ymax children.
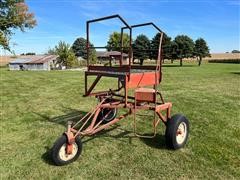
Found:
<box><xmin>85</xmin><ymin>75</ymin><xmax>102</xmax><ymax>96</ymax></box>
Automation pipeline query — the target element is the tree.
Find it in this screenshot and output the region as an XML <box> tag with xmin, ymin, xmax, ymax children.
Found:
<box><xmin>162</xmin><ymin>35</ymin><xmax>172</xmax><ymax>61</ymax></box>
<box><xmin>151</xmin><ymin>33</ymin><xmax>172</xmax><ymax>62</ymax></box>
<box><xmin>71</xmin><ymin>37</ymin><xmax>97</xmax><ymax>64</ymax></box>
<box><xmin>72</xmin><ymin>37</ymin><xmax>89</xmax><ymax>58</ymax></box>
<box><xmin>106</xmin><ymin>32</ymin><xmax>130</xmax><ymax>53</ymax></box>
<box><xmin>0</xmin><ymin>0</ymin><xmax>36</xmax><ymax>51</ymax></box>
<box><xmin>170</xmin><ymin>41</ymin><xmax>178</xmax><ymax>63</ymax></box>
<box><xmin>132</xmin><ymin>34</ymin><xmax>150</xmax><ymax>65</ymax></box>
<box><xmin>65</xmin><ymin>51</ymin><xmax>78</xmax><ymax>68</ymax></box>
<box><xmin>47</xmin><ymin>47</ymin><xmax>56</xmax><ymax>55</ymax></box>
<box><xmin>232</xmin><ymin>50</ymin><xmax>240</xmax><ymax>53</ymax></box>
<box><xmin>194</xmin><ymin>38</ymin><xmax>210</xmax><ymax>66</ymax></box>
<box><xmin>25</xmin><ymin>52</ymin><xmax>35</xmax><ymax>55</ymax></box>
<box><xmin>55</xmin><ymin>41</ymin><xmax>78</xmax><ymax>68</ymax></box>
<box><xmin>89</xmin><ymin>50</ymin><xmax>97</xmax><ymax>64</ymax></box>
<box><xmin>174</xmin><ymin>35</ymin><xmax>195</xmax><ymax>66</ymax></box>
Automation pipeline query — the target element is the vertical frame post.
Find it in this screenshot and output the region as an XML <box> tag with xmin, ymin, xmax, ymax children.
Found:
<box><xmin>158</xmin><ymin>32</ymin><xmax>164</xmax><ymax>83</ymax></box>
<box><xmin>128</xmin><ymin>28</ymin><xmax>132</xmax><ymax>67</ymax></box>
<box><xmin>124</xmin><ymin>75</ymin><xmax>128</xmax><ymax>107</ymax></box>
<box><xmin>86</xmin><ymin>22</ymin><xmax>90</xmax><ymax>69</ymax></box>
<box><xmin>120</xmin><ymin>28</ymin><xmax>124</xmax><ymax>66</ymax></box>
<box><xmin>85</xmin><ymin>73</ymin><xmax>88</xmax><ymax>95</ymax></box>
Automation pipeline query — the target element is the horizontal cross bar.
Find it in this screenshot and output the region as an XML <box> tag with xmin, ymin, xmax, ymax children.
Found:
<box><xmin>87</xmin><ymin>14</ymin><xmax>131</xmax><ymax>29</ymax></box>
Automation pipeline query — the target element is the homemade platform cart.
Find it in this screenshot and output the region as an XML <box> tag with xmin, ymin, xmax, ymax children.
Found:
<box><xmin>51</xmin><ymin>15</ymin><xmax>189</xmax><ymax>166</ymax></box>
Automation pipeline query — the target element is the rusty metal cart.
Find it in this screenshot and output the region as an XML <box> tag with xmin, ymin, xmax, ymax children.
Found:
<box><xmin>51</xmin><ymin>15</ymin><xmax>189</xmax><ymax>166</ymax></box>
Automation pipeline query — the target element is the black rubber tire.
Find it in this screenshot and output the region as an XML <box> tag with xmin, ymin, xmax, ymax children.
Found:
<box><xmin>97</xmin><ymin>108</ymin><xmax>117</xmax><ymax>124</ymax></box>
<box><xmin>165</xmin><ymin>114</ymin><xmax>189</xmax><ymax>150</ymax></box>
<box><xmin>51</xmin><ymin>135</ymin><xmax>82</xmax><ymax>166</ymax></box>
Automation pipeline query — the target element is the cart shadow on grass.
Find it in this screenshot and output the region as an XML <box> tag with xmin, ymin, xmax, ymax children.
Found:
<box><xmin>231</xmin><ymin>72</ymin><xmax>240</xmax><ymax>75</ymax></box>
<box><xmin>37</xmin><ymin>107</ymin><xmax>166</xmax><ymax>165</ymax></box>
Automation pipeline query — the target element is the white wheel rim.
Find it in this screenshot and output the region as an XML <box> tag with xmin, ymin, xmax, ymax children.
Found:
<box><xmin>176</xmin><ymin>122</ymin><xmax>187</xmax><ymax>144</ymax></box>
<box><xmin>58</xmin><ymin>143</ymin><xmax>78</xmax><ymax>161</ymax></box>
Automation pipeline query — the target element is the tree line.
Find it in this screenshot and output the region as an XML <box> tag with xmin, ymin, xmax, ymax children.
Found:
<box><xmin>106</xmin><ymin>32</ymin><xmax>210</xmax><ymax>66</ymax></box>
<box><xmin>47</xmin><ymin>32</ymin><xmax>210</xmax><ymax>68</ymax></box>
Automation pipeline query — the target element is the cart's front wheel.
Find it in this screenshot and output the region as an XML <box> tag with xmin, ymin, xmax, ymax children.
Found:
<box><xmin>51</xmin><ymin>135</ymin><xmax>82</xmax><ymax>166</ymax></box>
<box><xmin>165</xmin><ymin>114</ymin><xmax>189</xmax><ymax>149</ymax></box>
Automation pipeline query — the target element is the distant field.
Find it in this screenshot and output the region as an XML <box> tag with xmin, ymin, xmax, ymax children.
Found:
<box><xmin>1</xmin><ymin>62</ymin><xmax>239</xmax><ymax>179</ymax></box>
<box><xmin>1</xmin><ymin>53</ymin><xmax>240</xmax><ymax>66</ymax></box>
<box><xmin>181</xmin><ymin>53</ymin><xmax>240</xmax><ymax>62</ymax></box>
<box><xmin>0</xmin><ymin>56</ymin><xmax>15</xmax><ymax>66</ymax></box>
<box><xmin>204</xmin><ymin>53</ymin><xmax>240</xmax><ymax>60</ymax></box>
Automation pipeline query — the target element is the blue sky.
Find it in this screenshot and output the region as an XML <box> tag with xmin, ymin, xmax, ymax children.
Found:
<box><xmin>5</xmin><ymin>0</ymin><xmax>240</xmax><ymax>54</ymax></box>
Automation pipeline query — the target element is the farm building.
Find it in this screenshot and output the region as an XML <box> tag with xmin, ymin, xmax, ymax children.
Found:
<box><xmin>9</xmin><ymin>55</ymin><xmax>58</xmax><ymax>71</ymax></box>
<box><xmin>96</xmin><ymin>51</ymin><xmax>128</xmax><ymax>64</ymax></box>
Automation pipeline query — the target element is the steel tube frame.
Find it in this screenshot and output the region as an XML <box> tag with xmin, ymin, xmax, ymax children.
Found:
<box><xmin>121</xmin><ymin>22</ymin><xmax>163</xmax><ymax>83</ymax></box>
<box><xmin>86</xmin><ymin>14</ymin><xmax>131</xmax><ymax>68</ymax></box>
<box><xmin>65</xmin><ymin>15</ymin><xmax>171</xmax><ymax>147</ymax></box>
<box><xmin>66</xmin><ymin>94</ymin><xmax>172</xmax><ymax>139</ymax></box>
<box><xmin>85</xmin><ymin>18</ymin><xmax>164</xmax><ymax>98</ymax></box>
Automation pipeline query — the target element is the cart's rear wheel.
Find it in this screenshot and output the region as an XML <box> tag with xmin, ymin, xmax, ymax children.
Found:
<box><xmin>98</xmin><ymin>108</ymin><xmax>117</xmax><ymax>124</ymax></box>
<box><xmin>165</xmin><ymin>114</ymin><xmax>189</xmax><ymax>149</ymax></box>
<box><xmin>51</xmin><ymin>135</ymin><xmax>82</xmax><ymax>166</ymax></box>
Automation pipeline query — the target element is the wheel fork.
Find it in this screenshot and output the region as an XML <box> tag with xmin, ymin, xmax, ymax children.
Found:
<box><xmin>64</xmin><ymin>121</ymin><xmax>75</xmax><ymax>154</ymax></box>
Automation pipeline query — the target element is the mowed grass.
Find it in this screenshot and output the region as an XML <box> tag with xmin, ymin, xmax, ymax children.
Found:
<box><xmin>1</xmin><ymin>63</ymin><xmax>240</xmax><ymax>179</ymax></box>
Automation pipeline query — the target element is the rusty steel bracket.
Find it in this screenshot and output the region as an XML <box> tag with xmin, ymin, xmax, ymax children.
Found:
<box><xmin>64</xmin><ymin>121</ymin><xmax>75</xmax><ymax>154</ymax></box>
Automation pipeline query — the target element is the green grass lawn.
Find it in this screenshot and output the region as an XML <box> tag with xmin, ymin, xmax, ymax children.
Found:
<box><xmin>1</xmin><ymin>63</ymin><xmax>240</xmax><ymax>179</ymax></box>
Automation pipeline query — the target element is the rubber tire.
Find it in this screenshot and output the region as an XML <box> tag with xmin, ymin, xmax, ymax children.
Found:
<box><xmin>98</xmin><ymin>108</ymin><xmax>117</xmax><ymax>124</ymax></box>
<box><xmin>165</xmin><ymin>114</ymin><xmax>189</xmax><ymax>150</ymax></box>
<box><xmin>51</xmin><ymin>135</ymin><xmax>82</xmax><ymax>166</ymax></box>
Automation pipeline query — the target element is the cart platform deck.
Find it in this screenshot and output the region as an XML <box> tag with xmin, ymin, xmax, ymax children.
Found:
<box><xmin>85</xmin><ymin>65</ymin><xmax>161</xmax><ymax>96</ymax></box>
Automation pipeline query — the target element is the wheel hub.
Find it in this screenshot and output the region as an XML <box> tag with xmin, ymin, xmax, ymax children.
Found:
<box><xmin>176</xmin><ymin>122</ymin><xmax>187</xmax><ymax>144</ymax></box>
<box><xmin>59</xmin><ymin>143</ymin><xmax>78</xmax><ymax>161</ymax></box>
